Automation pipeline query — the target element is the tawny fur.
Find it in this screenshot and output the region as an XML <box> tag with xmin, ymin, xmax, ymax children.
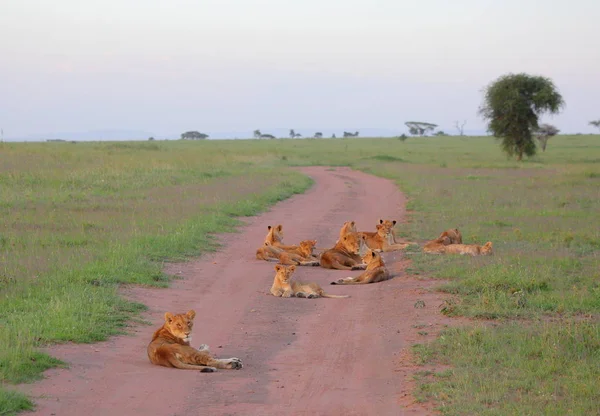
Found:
<box><xmin>422</xmin><ymin>228</ymin><xmax>463</xmax><ymax>253</ymax></box>
<box><xmin>320</xmin><ymin>232</ymin><xmax>367</xmax><ymax>270</ymax></box>
<box><xmin>423</xmin><ymin>235</ymin><xmax>452</xmax><ymax>253</ymax></box>
<box><xmin>359</xmin><ymin>223</ymin><xmax>411</xmax><ymax>252</ymax></box>
<box><xmin>336</xmin><ymin>221</ymin><xmax>357</xmax><ymax>243</ymax></box>
<box><xmin>379</xmin><ymin>219</ymin><xmax>399</xmax><ymax>244</ymax></box>
<box><xmin>147</xmin><ymin>310</ymin><xmax>242</xmax><ymax>372</ymax></box>
<box><xmin>264</xmin><ymin>224</ymin><xmax>298</xmax><ymax>251</ymax></box>
<box><xmin>438</xmin><ymin>228</ymin><xmax>462</xmax><ymax>244</ymax></box>
<box><xmin>331</xmin><ymin>250</ymin><xmax>391</xmax><ymax>285</ymax></box>
<box><xmin>439</xmin><ymin>241</ymin><xmax>493</xmax><ymax>256</ymax></box>
<box><xmin>256</xmin><ymin>241</ymin><xmax>319</xmax><ymax>266</ymax></box>
<box><xmin>270</xmin><ymin>265</ymin><xmax>349</xmax><ymax>298</ymax></box>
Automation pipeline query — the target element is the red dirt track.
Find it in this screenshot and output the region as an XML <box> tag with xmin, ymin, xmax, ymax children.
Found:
<box><xmin>21</xmin><ymin>167</ymin><xmax>454</xmax><ymax>416</ymax></box>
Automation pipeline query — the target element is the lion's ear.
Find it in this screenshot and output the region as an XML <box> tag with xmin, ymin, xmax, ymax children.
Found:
<box><xmin>289</xmin><ymin>265</ymin><xmax>296</xmax><ymax>272</ymax></box>
<box><xmin>275</xmin><ymin>264</ymin><xmax>283</xmax><ymax>272</ymax></box>
<box><xmin>393</xmin><ymin>220</ymin><xmax>397</xmax><ymax>225</ymax></box>
<box><xmin>379</xmin><ymin>219</ymin><xmax>384</xmax><ymax>224</ymax></box>
<box><xmin>371</xmin><ymin>251</ymin><xmax>376</xmax><ymax>256</ymax></box>
<box><xmin>268</xmin><ymin>225</ymin><xmax>272</xmax><ymax>230</ymax></box>
<box><xmin>186</xmin><ymin>310</ymin><xmax>196</xmax><ymax>320</ymax></box>
<box><xmin>276</xmin><ymin>224</ymin><xmax>283</xmax><ymax>231</ymax></box>
<box><xmin>165</xmin><ymin>312</ymin><xmax>174</xmax><ymax>323</ymax></box>
<box><xmin>351</xmin><ymin>221</ymin><xmax>355</xmax><ymax>226</ymax></box>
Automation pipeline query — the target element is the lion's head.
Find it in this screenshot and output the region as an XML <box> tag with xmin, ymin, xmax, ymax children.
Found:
<box><xmin>299</xmin><ymin>240</ymin><xmax>317</xmax><ymax>256</ymax></box>
<box><xmin>274</xmin><ymin>264</ymin><xmax>296</xmax><ymax>284</ymax></box>
<box><xmin>379</xmin><ymin>219</ymin><xmax>397</xmax><ymax>229</ymax></box>
<box><xmin>265</xmin><ymin>224</ymin><xmax>284</xmax><ymax>244</ymax></box>
<box><xmin>164</xmin><ymin>310</ymin><xmax>195</xmax><ymax>343</ymax></box>
<box><xmin>362</xmin><ymin>249</ymin><xmax>384</xmax><ymax>266</ymax></box>
<box><xmin>341</xmin><ymin>232</ymin><xmax>365</xmax><ymax>255</ymax></box>
<box><xmin>481</xmin><ymin>242</ymin><xmax>493</xmax><ymax>255</ymax></box>
<box><xmin>439</xmin><ymin>228</ymin><xmax>462</xmax><ymax>244</ymax></box>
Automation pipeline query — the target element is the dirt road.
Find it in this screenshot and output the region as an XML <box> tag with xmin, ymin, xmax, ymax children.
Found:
<box><xmin>22</xmin><ymin>167</ymin><xmax>451</xmax><ymax>416</ymax></box>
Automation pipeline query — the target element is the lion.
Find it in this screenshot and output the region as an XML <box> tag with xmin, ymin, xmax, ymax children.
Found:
<box><xmin>147</xmin><ymin>310</ymin><xmax>242</xmax><ymax>372</ymax></box>
<box><xmin>264</xmin><ymin>224</ymin><xmax>298</xmax><ymax>251</ymax></box>
<box><xmin>331</xmin><ymin>250</ymin><xmax>391</xmax><ymax>285</ymax></box>
<box><xmin>284</xmin><ymin>239</ymin><xmax>319</xmax><ymax>260</ymax></box>
<box><xmin>440</xmin><ymin>242</ymin><xmax>493</xmax><ymax>256</ymax></box>
<box><xmin>360</xmin><ymin>223</ymin><xmax>411</xmax><ymax>252</ymax></box>
<box><xmin>422</xmin><ymin>235</ymin><xmax>452</xmax><ymax>253</ymax></box>
<box><xmin>256</xmin><ymin>241</ymin><xmax>320</xmax><ymax>266</ymax></box>
<box><xmin>379</xmin><ymin>219</ymin><xmax>399</xmax><ymax>244</ymax></box>
<box><xmin>270</xmin><ymin>265</ymin><xmax>349</xmax><ymax>298</ymax></box>
<box><xmin>320</xmin><ymin>232</ymin><xmax>367</xmax><ymax>270</ymax></box>
<box><xmin>438</xmin><ymin>228</ymin><xmax>462</xmax><ymax>244</ymax></box>
<box><xmin>337</xmin><ymin>221</ymin><xmax>357</xmax><ymax>242</ymax></box>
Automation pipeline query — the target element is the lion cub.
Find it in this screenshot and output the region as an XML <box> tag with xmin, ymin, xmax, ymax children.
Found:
<box><xmin>256</xmin><ymin>241</ymin><xmax>320</xmax><ymax>266</ymax></box>
<box><xmin>360</xmin><ymin>223</ymin><xmax>411</xmax><ymax>252</ymax></box>
<box><xmin>440</xmin><ymin>242</ymin><xmax>493</xmax><ymax>256</ymax></box>
<box><xmin>423</xmin><ymin>228</ymin><xmax>463</xmax><ymax>253</ymax></box>
<box><xmin>147</xmin><ymin>310</ymin><xmax>242</xmax><ymax>372</ymax></box>
<box><xmin>270</xmin><ymin>264</ymin><xmax>349</xmax><ymax>298</ymax></box>
<box><xmin>331</xmin><ymin>250</ymin><xmax>391</xmax><ymax>285</ymax></box>
<box><xmin>379</xmin><ymin>219</ymin><xmax>399</xmax><ymax>244</ymax></box>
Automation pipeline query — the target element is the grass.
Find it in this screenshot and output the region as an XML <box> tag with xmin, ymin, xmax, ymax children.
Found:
<box><xmin>1</xmin><ymin>135</ymin><xmax>598</xmax><ymax>414</ymax></box>
<box><xmin>0</xmin><ymin>140</ymin><xmax>313</xmax><ymax>409</ymax></box>
<box><xmin>0</xmin><ymin>389</ymin><xmax>33</xmax><ymax>416</ymax></box>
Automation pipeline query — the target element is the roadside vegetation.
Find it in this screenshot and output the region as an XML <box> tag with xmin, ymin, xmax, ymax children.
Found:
<box><xmin>1</xmin><ymin>135</ymin><xmax>598</xmax><ymax>414</ymax></box>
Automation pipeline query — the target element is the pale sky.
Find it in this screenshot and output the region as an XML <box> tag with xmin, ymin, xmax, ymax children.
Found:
<box><xmin>1</xmin><ymin>0</ymin><xmax>599</xmax><ymax>139</ymax></box>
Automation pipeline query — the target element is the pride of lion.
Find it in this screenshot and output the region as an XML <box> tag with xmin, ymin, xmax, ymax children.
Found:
<box><xmin>148</xmin><ymin>218</ymin><xmax>493</xmax><ymax>371</ymax></box>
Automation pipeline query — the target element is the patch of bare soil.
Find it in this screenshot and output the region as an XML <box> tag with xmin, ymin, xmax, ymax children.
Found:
<box><xmin>20</xmin><ymin>166</ymin><xmax>460</xmax><ymax>416</ymax></box>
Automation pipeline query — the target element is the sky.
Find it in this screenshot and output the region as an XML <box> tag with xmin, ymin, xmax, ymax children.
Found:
<box><xmin>1</xmin><ymin>0</ymin><xmax>599</xmax><ymax>139</ymax></box>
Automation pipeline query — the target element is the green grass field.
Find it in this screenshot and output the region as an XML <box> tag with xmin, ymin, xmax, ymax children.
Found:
<box><xmin>0</xmin><ymin>135</ymin><xmax>598</xmax><ymax>415</ymax></box>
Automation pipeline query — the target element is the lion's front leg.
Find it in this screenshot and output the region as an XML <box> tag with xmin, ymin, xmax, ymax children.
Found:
<box><xmin>282</xmin><ymin>289</ymin><xmax>294</xmax><ymax>298</ymax></box>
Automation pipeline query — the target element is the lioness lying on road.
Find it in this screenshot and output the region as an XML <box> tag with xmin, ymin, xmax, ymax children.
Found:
<box><xmin>320</xmin><ymin>232</ymin><xmax>367</xmax><ymax>270</ymax></box>
<box><xmin>270</xmin><ymin>264</ymin><xmax>349</xmax><ymax>298</ymax></box>
<box><xmin>360</xmin><ymin>222</ymin><xmax>411</xmax><ymax>252</ymax></box>
<box><xmin>147</xmin><ymin>310</ymin><xmax>242</xmax><ymax>372</ymax></box>
<box><xmin>331</xmin><ymin>250</ymin><xmax>390</xmax><ymax>285</ymax></box>
<box><xmin>256</xmin><ymin>241</ymin><xmax>320</xmax><ymax>266</ymax></box>
<box><xmin>264</xmin><ymin>224</ymin><xmax>299</xmax><ymax>251</ymax></box>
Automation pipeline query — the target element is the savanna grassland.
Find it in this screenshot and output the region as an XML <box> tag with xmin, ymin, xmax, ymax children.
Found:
<box><xmin>1</xmin><ymin>135</ymin><xmax>599</xmax><ymax>415</ymax></box>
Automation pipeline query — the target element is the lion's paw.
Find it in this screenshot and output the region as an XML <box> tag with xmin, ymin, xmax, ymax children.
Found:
<box><xmin>229</xmin><ymin>358</ymin><xmax>243</xmax><ymax>369</ymax></box>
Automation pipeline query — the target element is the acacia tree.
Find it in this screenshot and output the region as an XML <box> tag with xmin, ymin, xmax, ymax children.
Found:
<box><xmin>454</xmin><ymin>120</ymin><xmax>467</xmax><ymax>136</ymax></box>
<box><xmin>535</xmin><ymin>124</ymin><xmax>560</xmax><ymax>152</ymax></box>
<box><xmin>253</xmin><ymin>129</ymin><xmax>261</xmax><ymax>139</ymax></box>
<box><xmin>314</xmin><ymin>132</ymin><xmax>323</xmax><ymax>138</ymax></box>
<box><xmin>480</xmin><ymin>73</ymin><xmax>565</xmax><ymax>161</ymax></box>
<box><xmin>180</xmin><ymin>131</ymin><xmax>208</xmax><ymax>140</ymax></box>
<box><xmin>590</xmin><ymin>120</ymin><xmax>600</xmax><ymax>133</ymax></box>
<box><xmin>405</xmin><ymin>121</ymin><xmax>437</xmax><ymax>136</ymax></box>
